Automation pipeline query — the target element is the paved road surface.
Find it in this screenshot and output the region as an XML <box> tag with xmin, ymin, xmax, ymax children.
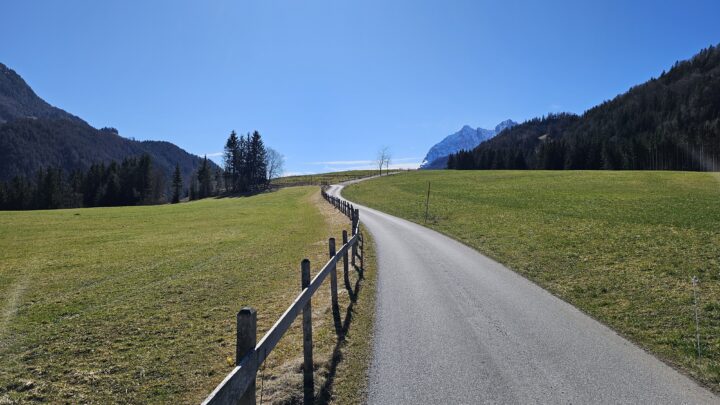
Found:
<box><xmin>326</xmin><ymin>181</ymin><xmax>717</xmax><ymax>404</ymax></box>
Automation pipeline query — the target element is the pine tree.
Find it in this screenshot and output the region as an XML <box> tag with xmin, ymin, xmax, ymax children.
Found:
<box><xmin>189</xmin><ymin>174</ymin><xmax>199</xmax><ymax>201</ymax></box>
<box><xmin>447</xmin><ymin>153</ymin><xmax>456</xmax><ymax>169</ymax></box>
<box><xmin>172</xmin><ymin>164</ymin><xmax>182</xmax><ymax>203</ymax></box>
<box><xmin>138</xmin><ymin>154</ymin><xmax>153</xmax><ymax>204</ymax></box>
<box><xmin>250</xmin><ymin>131</ymin><xmax>268</xmax><ymax>188</ymax></box>
<box><xmin>214</xmin><ymin>168</ymin><xmax>224</xmax><ymax>194</ymax></box>
<box><xmin>237</xmin><ymin>134</ymin><xmax>249</xmax><ymax>192</ymax></box>
<box><xmin>198</xmin><ymin>156</ymin><xmax>212</xmax><ymax>198</ymax></box>
<box><xmin>224</xmin><ymin>131</ymin><xmax>240</xmax><ymax>192</ymax></box>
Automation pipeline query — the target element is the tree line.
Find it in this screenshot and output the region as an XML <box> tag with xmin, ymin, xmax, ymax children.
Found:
<box><xmin>447</xmin><ymin>45</ymin><xmax>720</xmax><ymax>171</ymax></box>
<box><xmin>0</xmin><ymin>154</ymin><xmax>166</xmax><ymax>210</ymax></box>
<box><xmin>0</xmin><ymin>130</ymin><xmax>285</xmax><ymax>210</ymax></box>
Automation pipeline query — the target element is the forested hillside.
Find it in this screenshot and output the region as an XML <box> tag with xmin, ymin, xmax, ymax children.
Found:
<box><xmin>0</xmin><ymin>63</ymin><xmax>84</xmax><ymax>124</ymax></box>
<box><xmin>0</xmin><ymin>62</ymin><xmax>210</xmax><ymax>185</ymax></box>
<box><xmin>448</xmin><ymin>45</ymin><xmax>720</xmax><ymax>170</ymax></box>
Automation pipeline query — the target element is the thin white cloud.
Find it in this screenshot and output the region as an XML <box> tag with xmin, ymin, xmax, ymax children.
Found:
<box><xmin>310</xmin><ymin>159</ymin><xmax>375</xmax><ymax>165</ymax></box>
<box><xmin>282</xmin><ymin>171</ymin><xmax>315</xmax><ymax>177</ymax></box>
<box><xmin>204</xmin><ymin>151</ymin><xmax>224</xmax><ymax>157</ymax></box>
<box><xmin>322</xmin><ymin>161</ymin><xmax>421</xmax><ymax>172</ymax></box>
<box><xmin>310</xmin><ymin>157</ymin><xmax>421</xmax><ymax>165</ymax></box>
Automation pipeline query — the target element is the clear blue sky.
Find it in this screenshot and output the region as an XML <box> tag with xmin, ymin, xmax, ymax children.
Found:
<box><xmin>2</xmin><ymin>1</ymin><xmax>720</xmax><ymax>174</ymax></box>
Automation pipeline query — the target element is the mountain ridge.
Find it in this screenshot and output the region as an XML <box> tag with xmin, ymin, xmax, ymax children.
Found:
<box><xmin>420</xmin><ymin>119</ymin><xmax>517</xmax><ymax>169</ymax></box>
<box><xmin>0</xmin><ymin>62</ymin><xmax>213</xmax><ymax>185</ymax></box>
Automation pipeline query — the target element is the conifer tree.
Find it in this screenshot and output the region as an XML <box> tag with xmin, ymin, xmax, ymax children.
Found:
<box><xmin>249</xmin><ymin>131</ymin><xmax>268</xmax><ymax>188</ymax></box>
<box><xmin>172</xmin><ymin>164</ymin><xmax>182</xmax><ymax>203</ymax></box>
<box><xmin>198</xmin><ymin>156</ymin><xmax>212</xmax><ymax>198</ymax></box>
<box><xmin>224</xmin><ymin>131</ymin><xmax>240</xmax><ymax>192</ymax></box>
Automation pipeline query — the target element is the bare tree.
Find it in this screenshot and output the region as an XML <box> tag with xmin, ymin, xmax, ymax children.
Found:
<box><xmin>265</xmin><ymin>148</ymin><xmax>285</xmax><ymax>181</ymax></box>
<box><xmin>377</xmin><ymin>147</ymin><xmax>390</xmax><ymax>176</ymax></box>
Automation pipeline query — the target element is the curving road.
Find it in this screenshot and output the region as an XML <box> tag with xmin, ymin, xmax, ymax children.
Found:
<box><xmin>327</xmin><ymin>181</ymin><xmax>717</xmax><ymax>405</ymax></box>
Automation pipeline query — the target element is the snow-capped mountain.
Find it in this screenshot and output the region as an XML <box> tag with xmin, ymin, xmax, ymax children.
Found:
<box><xmin>420</xmin><ymin>119</ymin><xmax>517</xmax><ymax>169</ymax></box>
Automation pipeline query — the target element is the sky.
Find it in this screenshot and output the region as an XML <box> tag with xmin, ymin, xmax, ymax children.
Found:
<box><xmin>2</xmin><ymin>1</ymin><xmax>720</xmax><ymax>175</ymax></box>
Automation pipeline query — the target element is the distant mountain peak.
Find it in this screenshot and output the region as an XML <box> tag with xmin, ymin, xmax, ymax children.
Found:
<box><xmin>420</xmin><ymin>119</ymin><xmax>517</xmax><ymax>169</ymax></box>
<box><xmin>495</xmin><ymin>119</ymin><xmax>517</xmax><ymax>132</ymax></box>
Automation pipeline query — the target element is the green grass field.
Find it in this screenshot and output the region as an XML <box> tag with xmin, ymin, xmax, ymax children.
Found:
<box><xmin>272</xmin><ymin>170</ymin><xmax>392</xmax><ymax>188</ymax></box>
<box><xmin>344</xmin><ymin>170</ymin><xmax>720</xmax><ymax>391</ymax></box>
<box><xmin>0</xmin><ymin>187</ymin><xmax>374</xmax><ymax>403</ymax></box>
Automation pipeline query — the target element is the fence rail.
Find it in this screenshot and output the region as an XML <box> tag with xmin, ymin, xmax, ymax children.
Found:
<box><xmin>202</xmin><ymin>187</ymin><xmax>363</xmax><ymax>405</ymax></box>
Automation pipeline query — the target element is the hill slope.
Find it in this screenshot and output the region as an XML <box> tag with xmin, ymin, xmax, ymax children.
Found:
<box><xmin>0</xmin><ymin>62</ymin><xmax>210</xmax><ymax>183</ymax></box>
<box><xmin>448</xmin><ymin>45</ymin><xmax>720</xmax><ymax>171</ymax></box>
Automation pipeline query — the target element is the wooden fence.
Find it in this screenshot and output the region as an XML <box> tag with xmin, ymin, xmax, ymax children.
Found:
<box><xmin>201</xmin><ymin>187</ymin><xmax>364</xmax><ymax>405</ymax></box>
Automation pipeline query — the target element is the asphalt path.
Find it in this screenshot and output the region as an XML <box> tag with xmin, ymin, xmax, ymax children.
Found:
<box><xmin>327</xmin><ymin>180</ymin><xmax>717</xmax><ymax>405</ymax></box>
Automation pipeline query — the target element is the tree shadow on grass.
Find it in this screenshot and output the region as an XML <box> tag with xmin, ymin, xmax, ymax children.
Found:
<box><xmin>211</xmin><ymin>188</ymin><xmax>278</xmax><ymax>199</ymax></box>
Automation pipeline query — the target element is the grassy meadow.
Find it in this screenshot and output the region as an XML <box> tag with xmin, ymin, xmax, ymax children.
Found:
<box><xmin>344</xmin><ymin>170</ymin><xmax>720</xmax><ymax>391</ymax></box>
<box><xmin>0</xmin><ymin>186</ymin><xmax>374</xmax><ymax>404</ymax></box>
<box><xmin>272</xmin><ymin>170</ymin><xmax>391</xmax><ymax>188</ymax></box>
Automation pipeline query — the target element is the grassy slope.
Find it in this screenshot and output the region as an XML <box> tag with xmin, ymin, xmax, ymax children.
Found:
<box><xmin>0</xmin><ymin>187</ymin><xmax>373</xmax><ymax>403</ymax></box>
<box><xmin>344</xmin><ymin>170</ymin><xmax>720</xmax><ymax>391</ymax></box>
<box><xmin>272</xmin><ymin>170</ymin><xmax>393</xmax><ymax>187</ymax></box>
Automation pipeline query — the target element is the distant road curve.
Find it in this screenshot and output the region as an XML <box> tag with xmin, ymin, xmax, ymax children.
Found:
<box><xmin>327</xmin><ymin>179</ymin><xmax>716</xmax><ymax>404</ymax></box>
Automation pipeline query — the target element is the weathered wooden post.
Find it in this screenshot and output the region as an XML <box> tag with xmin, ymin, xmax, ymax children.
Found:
<box><xmin>301</xmin><ymin>259</ymin><xmax>313</xmax><ymax>404</ymax></box>
<box><xmin>342</xmin><ymin>230</ymin><xmax>350</xmax><ymax>291</ymax></box>
<box><xmin>328</xmin><ymin>238</ymin><xmax>341</xmax><ymax>334</ymax></box>
<box><xmin>329</xmin><ymin>238</ymin><xmax>338</xmax><ymax>308</ymax></box>
<box><xmin>352</xmin><ymin>209</ymin><xmax>358</xmax><ymax>235</ymax></box>
<box><xmin>359</xmin><ymin>233</ymin><xmax>364</xmax><ymax>278</ymax></box>
<box><xmin>237</xmin><ymin>308</ymin><xmax>257</xmax><ymax>405</ymax></box>
<box><xmin>351</xmin><ymin>209</ymin><xmax>358</xmax><ymax>267</ymax></box>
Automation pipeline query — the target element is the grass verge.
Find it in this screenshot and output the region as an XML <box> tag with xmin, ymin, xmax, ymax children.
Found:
<box><xmin>321</xmin><ymin>225</ymin><xmax>376</xmax><ymax>405</ymax></box>
<box><xmin>344</xmin><ymin>170</ymin><xmax>720</xmax><ymax>392</ymax></box>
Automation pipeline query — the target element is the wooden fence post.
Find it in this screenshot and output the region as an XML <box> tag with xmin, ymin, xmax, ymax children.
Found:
<box><xmin>237</xmin><ymin>308</ymin><xmax>257</xmax><ymax>405</ymax></box>
<box><xmin>329</xmin><ymin>238</ymin><xmax>338</xmax><ymax>308</ymax></box>
<box><xmin>301</xmin><ymin>259</ymin><xmax>313</xmax><ymax>405</ymax></box>
<box><xmin>352</xmin><ymin>209</ymin><xmax>358</xmax><ymax>235</ymax></box>
<box><xmin>328</xmin><ymin>238</ymin><xmax>341</xmax><ymax>334</ymax></box>
<box><xmin>359</xmin><ymin>233</ymin><xmax>364</xmax><ymax>278</ymax></box>
<box><xmin>342</xmin><ymin>230</ymin><xmax>350</xmax><ymax>291</ymax></box>
<box><xmin>351</xmin><ymin>209</ymin><xmax>358</xmax><ymax>267</ymax></box>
